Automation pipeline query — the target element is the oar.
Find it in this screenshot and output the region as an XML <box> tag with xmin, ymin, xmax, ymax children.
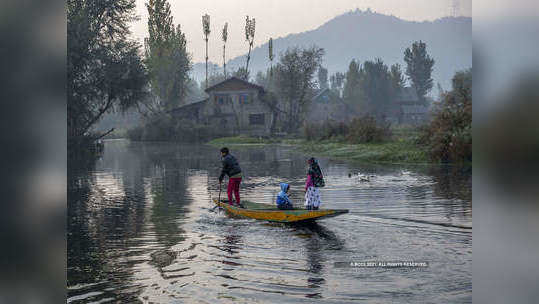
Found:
<box><xmin>210</xmin><ymin>181</ymin><xmax>224</xmax><ymax>212</ymax></box>
<box><xmin>218</xmin><ymin>180</ymin><xmax>222</xmax><ymax>204</ymax></box>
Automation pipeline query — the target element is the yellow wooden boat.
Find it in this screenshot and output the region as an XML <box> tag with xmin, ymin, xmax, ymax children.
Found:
<box><xmin>213</xmin><ymin>199</ymin><xmax>349</xmax><ymax>223</ymax></box>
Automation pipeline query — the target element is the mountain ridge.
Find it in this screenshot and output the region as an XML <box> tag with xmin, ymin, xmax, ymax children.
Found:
<box><xmin>191</xmin><ymin>9</ymin><xmax>471</xmax><ymax>94</ymax></box>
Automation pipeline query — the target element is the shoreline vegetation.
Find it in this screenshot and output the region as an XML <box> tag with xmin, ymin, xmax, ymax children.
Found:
<box><xmin>68</xmin><ymin>0</ymin><xmax>471</xmax><ymax>167</ymax></box>
<box><xmin>206</xmin><ymin>69</ymin><xmax>472</xmax><ymax>165</ymax></box>
<box><xmin>207</xmin><ymin>127</ymin><xmax>430</xmax><ymax>164</ymax></box>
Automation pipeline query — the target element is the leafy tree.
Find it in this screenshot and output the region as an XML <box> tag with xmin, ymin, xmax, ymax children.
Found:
<box><xmin>330</xmin><ymin>72</ymin><xmax>345</xmax><ymax>95</ymax></box>
<box><xmin>404</xmin><ymin>40</ymin><xmax>435</xmax><ymax>103</ymax></box>
<box><xmin>342</xmin><ymin>59</ymin><xmax>397</xmax><ymax>118</ymax></box>
<box><xmin>390</xmin><ymin>63</ymin><xmax>405</xmax><ymax>91</ymax></box>
<box><xmin>233</xmin><ymin>66</ymin><xmax>250</xmax><ymax>81</ymax></box>
<box><xmin>359</xmin><ymin>58</ymin><xmax>393</xmax><ymax>117</ymax></box>
<box><xmin>419</xmin><ymin>69</ymin><xmax>471</xmax><ymax>162</ymax></box>
<box><xmin>145</xmin><ymin>0</ymin><xmax>191</xmax><ymax>111</ymax></box>
<box><xmin>318</xmin><ymin>66</ymin><xmax>329</xmax><ymax>90</ymax></box>
<box><xmin>254</xmin><ymin>69</ymin><xmax>275</xmax><ymax>90</ymax></box>
<box><xmin>67</xmin><ymin>0</ymin><xmax>147</xmax><ymax>142</ymax></box>
<box><xmin>343</xmin><ymin>60</ymin><xmax>362</xmax><ymax>108</ymax></box>
<box><xmin>184</xmin><ymin>78</ymin><xmax>205</xmax><ymax>103</ymax></box>
<box><xmin>206</xmin><ymin>71</ymin><xmax>226</xmax><ymax>87</ymax></box>
<box><xmin>254</xmin><ymin>69</ymin><xmax>280</xmax><ymax>134</ymax></box>
<box><xmin>255</xmin><ymin>71</ymin><xmax>267</xmax><ymax>87</ymax></box>
<box><xmin>274</xmin><ymin>46</ymin><xmax>325</xmax><ymax>132</ymax></box>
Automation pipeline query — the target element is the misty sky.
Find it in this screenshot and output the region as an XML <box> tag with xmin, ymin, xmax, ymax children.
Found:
<box><xmin>131</xmin><ymin>0</ymin><xmax>471</xmax><ymax>64</ymax></box>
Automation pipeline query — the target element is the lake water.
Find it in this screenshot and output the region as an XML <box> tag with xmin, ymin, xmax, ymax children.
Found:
<box><xmin>68</xmin><ymin>140</ymin><xmax>472</xmax><ymax>303</ymax></box>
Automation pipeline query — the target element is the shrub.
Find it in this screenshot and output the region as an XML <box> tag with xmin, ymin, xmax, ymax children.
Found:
<box><xmin>302</xmin><ymin>116</ymin><xmax>390</xmax><ymax>143</ymax></box>
<box><xmin>419</xmin><ymin>69</ymin><xmax>472</xmax><ymax>162</ymax></box>
<box><xmin>127</xmin><ymin>114</ymin><xmax>229</xmax><ymax>143</ymax></box>
<box><xmin>346</xmin><ymin>116</ymin><xmax>392</xmax><ymax>144</ymax></box>
<box><xmin>303</xmin><ymin>120</ymin><xmax>348</xmax><ymax>141</ymax></box>
<box><xmin>126</xmin><ymin>125</ymin><xmax>143</xmax><ymax>141</ymax></box>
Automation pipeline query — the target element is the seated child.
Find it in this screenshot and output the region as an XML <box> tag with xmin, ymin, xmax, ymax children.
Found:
<box><xmin>276</xmin><ymin>183</ymin><xmax>294</xmax><ymax>210</ymax></box>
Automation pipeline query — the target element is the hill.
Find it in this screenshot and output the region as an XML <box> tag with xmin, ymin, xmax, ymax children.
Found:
<box><xmin>191</xmin><ymin>9</ymin><xmax>471</xmax><ymax>95</ymax></box>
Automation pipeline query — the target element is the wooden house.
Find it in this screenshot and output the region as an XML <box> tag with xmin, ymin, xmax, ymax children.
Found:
<box><xmin>307</xmin><ymin>88</ymin><xmax>358</xmax><ymax>122</ymax></box>
<box><xmin>170</xmin><ymin>77</ymin><xmax>272</xmax><ymax>136</ymax></box>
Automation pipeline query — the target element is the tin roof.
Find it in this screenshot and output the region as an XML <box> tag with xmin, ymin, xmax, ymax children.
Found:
<box><xmin>397</xmin><ymin>87</ymin><xmax>419</xmax><ymax>102</ymax></box>
<box><xmin>168</xmin><ymin>98</ymin><xmax>208</xmax><ymax>114</ymax></box>
<box><xmin>205</xmin><ymin>77</ymin><xmax>265</xmax><ymax>93</ymax></box>
<box><xmin>402</xmin><ymin>105</ymin><xmax>429</xmax><ymax>114</ymax></box>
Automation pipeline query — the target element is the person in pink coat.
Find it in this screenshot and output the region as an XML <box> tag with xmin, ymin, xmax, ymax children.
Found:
<box><xmin>304</xmin><ymin>157</ymin><xmax>325</xmax><ymax>210</ymax></box>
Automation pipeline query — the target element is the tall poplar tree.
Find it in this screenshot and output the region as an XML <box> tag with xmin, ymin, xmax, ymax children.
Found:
<box><xmin>404</xmin><ymin>40</ymin><xmax>435</xmax><ymax>103</ymax></box>
<box><xmin>145</xmin><ymin>0</ymin><xmax>191</xmax><ymax>110</ymax></box>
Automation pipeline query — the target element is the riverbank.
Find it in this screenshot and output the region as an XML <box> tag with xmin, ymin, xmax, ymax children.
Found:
<box><xmin>295</xmin><ymin>139</ymin><xmax>428</xmax><ymax>163</ymax></box>
<box><xmin>207</xmin><ymin>131</ymin><xmax>429</xmax><ymax>164</ymax></box>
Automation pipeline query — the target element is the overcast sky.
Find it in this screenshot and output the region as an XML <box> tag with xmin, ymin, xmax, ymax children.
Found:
<box><xmin>131</xmin><ymin>0</ymin><xmax>472</xmax><ymax>63</ymax></box>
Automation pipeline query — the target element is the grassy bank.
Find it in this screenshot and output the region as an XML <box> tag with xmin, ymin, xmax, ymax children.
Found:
<box><xmin>208</xmin><ymin>136</ymin><xmax>285</xmax><ymax>146</ymax></box>
<box><xmin>207</xmin><ymin>131</ymin><xmax>429</xmax><ymax>164</ymax></box>
<box><xmin>295</xmin><ymin>139</ymin><xmax>428</xmax><ymax>163</ymax></box>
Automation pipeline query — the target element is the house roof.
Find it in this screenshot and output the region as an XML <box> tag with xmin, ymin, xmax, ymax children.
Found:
<box><xmin>312</xmin><ymin>88</ymin><xmax>331</xmax><ymax>101</ymax></box>
<box><xmin>205</xmin><ymin>76</ymin><xmax>265</xmax><ymax>93</ymax></box>
<box><xmin>168</xmin><ymin>98</ymin><xmax>208</xmax><ymax>114</ymax></box>
<box><xmin>397</xmin><ymin>87</ymin><xmax>419</xmax><ymax>102</ymax></box>
<box><xmin>402</xmin><ymin>105</ymin><xmax>429</xmax><ymax>114</ymax></box>
<box><xmin>332</xmin><ymin>95</ymin><xmax>359</xmax><ymax>116</ymax></box>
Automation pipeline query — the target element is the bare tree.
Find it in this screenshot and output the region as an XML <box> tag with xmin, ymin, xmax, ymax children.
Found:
<box><xmin>202</xmin><ymin>14</ymin><xmax>211</xmax><ymax>88</ymax></box>
<box><xmin>255</xmin><ymin>70</ymin><xmax>284</xmax><ymax>134</ymax></box>
<box><xmin>330</xmin><ymin>72</ymin><xmax>345</xmax><ymax>97</ymax></box>
<box><xmin>244</xmin><ymin>16</ymin><xmax>256</xmax><ymax>74</ymax></box>
<box><xmin>222</xmin><ymin>22</ymin><xmax>228</xmax><ymax>77</ymax></box>
<box><xmin>228</xmin><ymin>95</ymin><xmax>243</xmax><ymax>134</ymax></box>
<box><xmin>268</xmin><ymin>37</ymin><xmax>274</xmax><ymax>77</ymax></box>
<box><xmin>261</xmin><ymin>90</ymin><xmax>284</xmax><ymax>134</ymax></box>
<box><xmin>317</xmin><ymin>66</ymin><xmax>328</xmax><ymax>89</ymax></box>
<box><xmin>274</xmin><ymin>46</ymin><xmax>325</xmax><ymax>132</ymax></box>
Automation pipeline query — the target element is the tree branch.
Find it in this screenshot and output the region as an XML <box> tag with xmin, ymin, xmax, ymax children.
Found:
<box><xmin>81</xmin><ymin>94</ymin><xmax>114</xmax><ymax>136</ymax></box>
<box><xmin>97</xmin><ymin>128</ymin><xmax>115</xmax><ymax>139</ymax></box>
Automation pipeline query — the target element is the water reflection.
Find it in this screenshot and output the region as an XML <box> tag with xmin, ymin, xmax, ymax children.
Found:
<box><xmin>301</xmin><ymin>223</ymin><xmax>340</xmax><ymax>299</ymax></box>
<box><xmin>67</xmin><ymin>140</ymin><xmax>472</xmax><ymax>303</ymax></box>
<box><xmin>68</xmin><ymin>157</ymin><xmax>145</xmax><ymax>302</ymax></box>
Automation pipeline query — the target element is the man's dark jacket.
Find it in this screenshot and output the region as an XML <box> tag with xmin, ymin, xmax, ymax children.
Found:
<box><xmin>219</xmin><ymin>154</ymin><xmax>242</xmax><ymax>181</ymax></box>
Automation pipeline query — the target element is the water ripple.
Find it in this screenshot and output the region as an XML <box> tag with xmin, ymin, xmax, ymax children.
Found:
<box><xmin>68</xmin><ymin>141</ymin><xmax>472</xmax><ymax>303</ymax></box>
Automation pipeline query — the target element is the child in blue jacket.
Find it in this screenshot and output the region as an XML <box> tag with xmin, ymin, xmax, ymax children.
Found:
<box><xmin>276</xmin><ymin>183</ymin><xmax>294</xmax><ymax>210</ymax></box>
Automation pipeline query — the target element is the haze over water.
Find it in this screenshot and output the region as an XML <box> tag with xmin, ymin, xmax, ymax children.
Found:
<box><xmin>68</xmin><ymin>140</ymin><xmax>471</xmax><ymax>303</ymax></box>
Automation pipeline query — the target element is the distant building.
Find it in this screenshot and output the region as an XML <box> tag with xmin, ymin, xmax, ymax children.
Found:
<box><xmin>170</xmin><ymin>99</ymin><xmax>206</xmax><ymax>123</ymax></box>
<box><xmin>172</xmin><ymin>79</ymin><xmax>430</xmax><ymax>135</ymax></box>
<box><xmin>170</xmin><ymin>77</ymin><xmax>272</xmax><ymax>136</ymax></box>
<box><xmin>398</xmin><ymin>87</ymin><xmax>420</xmax><ymax>104</ymax></box>
<box><xmin>308</xmin><ymin>88</ymin><xmax>357</xmax><ymax>122</ymax></box>
<box><xmin>388</xmin><ymin>87</ymin><xmax>430</xmax><ymax>125</ymax></box>
<box><xmin>399</xmin><ymin>105</ymin><xmax>430</xmax><ymax>124</ymax></box>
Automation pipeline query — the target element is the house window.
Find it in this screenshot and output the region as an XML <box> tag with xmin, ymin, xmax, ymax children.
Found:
<box><xmin>215</xmin><ymin>94</ymin><xmax>228</xmax><ymax>104</ymax></box>
<box><xmin>239</xmin><ymin>93</ymin><xmax>249</xmax><ymax>105</ymax></box>
<box><xmin>249</xmin><ymin>113</ymin><xmax>265</xmax><ymax>125</ymax></box>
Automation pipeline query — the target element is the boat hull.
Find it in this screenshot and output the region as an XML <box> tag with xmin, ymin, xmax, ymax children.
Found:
<box><xmin>213</xmin><ymin>199</ymin><xmax>348</xmax><ymax>223</ymax></box>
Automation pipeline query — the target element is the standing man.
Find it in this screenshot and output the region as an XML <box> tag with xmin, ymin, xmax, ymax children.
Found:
<box><xmin>219</xmin><ymin>147</ymin><xmax>243</xmax><ymax>207</ymax></box>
